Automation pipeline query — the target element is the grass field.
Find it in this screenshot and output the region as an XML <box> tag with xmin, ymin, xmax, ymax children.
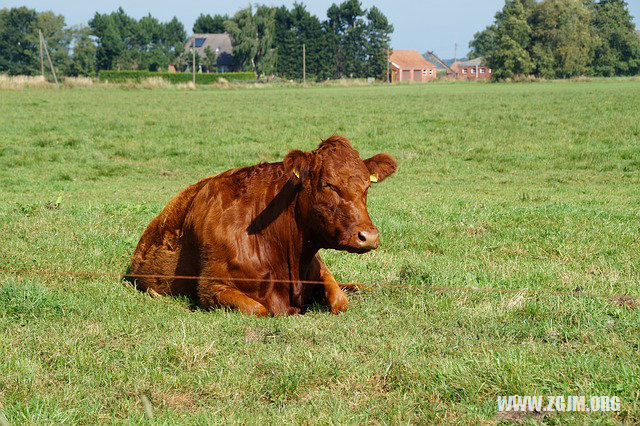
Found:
<box><xmin>1</xmin><ymin>80</ymin><xmax>639</xmax><ymax>424</ymax></box>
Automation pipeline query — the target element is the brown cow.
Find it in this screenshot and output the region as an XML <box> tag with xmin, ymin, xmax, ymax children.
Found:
<box><xmin>129</xmin><ymin>136</ymin><xmax>397</xmax><ymax>316</ymax></box>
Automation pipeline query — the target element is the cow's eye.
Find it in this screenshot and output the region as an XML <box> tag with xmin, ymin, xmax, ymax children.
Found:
<box><xmin>323</xmin><ymin>182</ymin><xmax>340</xmax><ymax>194</ymax></box>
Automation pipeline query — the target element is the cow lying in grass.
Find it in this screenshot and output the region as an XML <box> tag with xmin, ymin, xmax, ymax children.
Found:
<box><xmin>129</xmin><ymin>136</ymin><xmax>397</xmax><ymax>316</ymax></box>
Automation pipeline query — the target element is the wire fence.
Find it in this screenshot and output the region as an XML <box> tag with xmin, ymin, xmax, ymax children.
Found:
<box><xmin>1</xmin><ymin>268</ymin><xmax>637</xmax><ymax>306</ymax></box>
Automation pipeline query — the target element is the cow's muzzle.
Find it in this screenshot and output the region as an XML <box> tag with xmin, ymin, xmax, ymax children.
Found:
<box><xmin>355</xmin><ymin>228</ymin><xmax>379</xmax><ymax>251</ymax></box>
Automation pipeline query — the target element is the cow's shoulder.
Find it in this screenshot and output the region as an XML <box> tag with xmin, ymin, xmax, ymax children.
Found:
<box><xmin>228</xmin><ymin>161</ymin><xmax>285</xmax><ymax>183</ymax></box>
<box><xmin>207</xmin><ymin>162</ymin><xmax>286</xmax><ymax>196</ymax></box>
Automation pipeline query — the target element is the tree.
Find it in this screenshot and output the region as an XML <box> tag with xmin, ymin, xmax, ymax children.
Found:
<box><xmin>293</xmin><ymin>3</ymin><xmax>328</xmax><ymax>81</ymax></box>
<box><xmin>339</xmin><ymin>0</ymin><xmax>368</xmax><ymax>78</ymax></box>
<box><xmin>90</xmin><ymin>8</ymin><xmax>185</xmax><ymax>71</ymax></box>
<box><xmin>319</xmin><ymin>0</ymin><xmax>393</xmax><ymax>80</ymax></box>
<box><xmin>164</xmin><ymin>16</ymin><xmax>187</xmax><ymax>64</ymax></box>
<box><xmin>365</xmin><ymin>6</ymin><xmax>393</xmax><ymax>80</ymax></box>
<box><xmin>94</xmin><ymin>21</ymin><xmax>125</xmax><ymax>70</ymax></box>
<box><xmin>89</xmin><ymin>8</ymin><xmax>133</xmax><ymax>69</ymax></box>
<box><xmin>468</xmin><ymin>25</ymin><xmax>497</xmax><ymax>59</ymax></box>
<box><xmin>193</xmin><ymin>14</ymin><xmax>229</xmax><ymax>33</ymax></box>
<box><xmin>203</xmin><ymin>46</ymin><xmax>217</xmax><ymax>71</ymax></box>
<box><xmin>68</xmin><ymin>26</ymin><xmax>97</xmax><ymax>76</ymax></box>
<box><xmin>324</xmin><ymin>0</ymin><xmax>368</xmax><ymax>78</ymax></box>
<box><xmin>485</xmin><ymin>0</ymin><xmax>535</xmax><ymax>79</ymax></box>
<box><xmin>0</xmin><ymin>7</ymin><xmax>72</xmax><ymax>76</ymax></box>
<box><xmin>0</xmin><ymin>7</ymin><xmax>40</xmax><ymax>75</ymax></box>
<box><xmin>529</xmin><ymin>0</ymin><xmax>597</xmax><ymax>78</ymax></box>
<box><xmin>273</xmin><ymin>3</ymin><xmax>327</xmax><ymax>80</ymax></box>
<box><xmin>31</xmin><ymin>10</ymin><xmax>72</xmax><ymax>75</ymax></box>
<box><xmin>274</xmin><ymin>6</ymin><xmax>299</xmax><ymax>78</ymax></box>
<box><xmin>225</xmin><ymin>5</ymin><xmax>276</xmax><ymax>78</ymax></box>
<box><xmin>136</xmin><ymin>15</ymin><xmax>185</xmax><ymax>70</ymax></box>
<box><xmin>473</xmin><ymin>0</ymin><xmax>639</xmax><ymax>79</ymax></box>
<box><xmin>271</xmin><ymin>2</ymin><xmax>394</xmax><ymax>81</ymax></box>
<box><xmin>591</xmin><ymin>0</ymin><xmax>640</xmax><ymax>76</ymax></box>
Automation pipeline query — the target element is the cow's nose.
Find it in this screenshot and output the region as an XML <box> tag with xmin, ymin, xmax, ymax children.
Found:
<box><xmin>357</xmin><ymin>228</ymin><xmax>379</xmax><ymax>250</ymax></box>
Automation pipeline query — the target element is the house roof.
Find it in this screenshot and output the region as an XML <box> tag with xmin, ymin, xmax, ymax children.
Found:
<box><xmin>456</xmin><ymin>57</ymin><xmax>485</xmax><ymax>67</ymax></box>
<box><xmin>389</xmin><ymin>50</ymin><xmax>435</xmax><ymax>68</ymax></box>
<box><xmin>184</xmin><ymin>33</ymin><xmax>234</xmax><ymax>67</ymax></box>
<box><xmin>451</xmin><ymin>57</ymin><xmax>487</xmax><ymax>72</ymax></box>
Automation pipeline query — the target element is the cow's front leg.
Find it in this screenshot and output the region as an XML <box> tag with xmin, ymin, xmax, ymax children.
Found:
<box><xmin>198</xmin><ymin>282</ymin><xmax>269</xmax><ymax>317</ymax></box>
<box><xmin>317</xmin><ymin>257</ymin><xmax>348</xmax><ymax>314</ymax></box>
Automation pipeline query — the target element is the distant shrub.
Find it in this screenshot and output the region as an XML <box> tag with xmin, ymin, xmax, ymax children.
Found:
<box><xmin>98</xmin><ymin>70</ymin><xmax>256</xmax><ymax>84</ymax></box>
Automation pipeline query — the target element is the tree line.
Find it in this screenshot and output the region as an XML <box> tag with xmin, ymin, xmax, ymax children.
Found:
<box><xmin>469</xmin><ymin>0</ymin><xmax>640</xmax><ymax>79</ymax></box>
<box><xmin>0</xmin><ymin>1</ymin><xmax>393</xmax><ymax>81</ymax></box>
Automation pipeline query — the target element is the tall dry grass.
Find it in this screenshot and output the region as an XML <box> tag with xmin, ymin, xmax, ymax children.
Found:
<box><xmin>0</xmin><ymin>75</ymin><xmax>52</xmax><ymax>90</ymax></box>
<box><xmin>137</xmin><ymin>77</ymin><xmax>171</xmax><ymax>89</ymax></box>
<box><xmin>63</xmin><ymin>76</ymin><xmax>95</xmax><ymax>87</ymax></box>
<box><xmin>0</xmin><ymin>75</ymin><xmax>100</xmax><ymax>89</ymax></box>
<box><xmin>175</xmin><ymin>81</ymin><xmax>196</xmax><ymax>90</ymax></box>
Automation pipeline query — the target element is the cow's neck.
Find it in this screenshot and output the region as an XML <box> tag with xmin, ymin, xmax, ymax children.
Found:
<box><xmin>257</xmin><ymin>177</ymin><xmax>318</xmax><ymax>309</ymax></box>
<box><xmin>288</xmin><ymin>196</ymin><xmax>320</xmax><ymax>308</ymax></box>
<box><xmin>289</xmin><ymin>188</ymin><xmax>319</xmax><ymax>280</ymax></box>
<box><xmin>250</xmin><ymin>177</ymin><xmax>319</xmax><ymax>280</ymax></box>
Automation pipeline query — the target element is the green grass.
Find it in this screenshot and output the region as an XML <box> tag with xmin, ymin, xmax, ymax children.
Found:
<box><xmin>1</xmin><ymin>80</ymin><xmax>639</xmax><ymax>424</ymax></box>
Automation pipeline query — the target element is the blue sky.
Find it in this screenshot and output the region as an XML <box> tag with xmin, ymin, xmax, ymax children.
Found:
<box><xmin>5</xmin><ymin>1</ymin><xmax>640</xmax><ymax>58</ymax></box>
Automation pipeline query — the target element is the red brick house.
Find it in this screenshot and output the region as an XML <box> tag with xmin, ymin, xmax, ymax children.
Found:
<box><xmin>389</xmin><ymin>50</ymin><xmax>437</xmax><ymax>82</ymax></box>
<box><xmin>451</xmin><ymin>57</ymin><xmax>492</xmax><ymax>80</ymax></box>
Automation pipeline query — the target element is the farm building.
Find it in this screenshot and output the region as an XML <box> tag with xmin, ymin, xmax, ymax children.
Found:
<box><xmin>389</xmin><ymin>50</ymin><xmax>437</xmax><ymax>82</ymax></box>
<box><xmin>183</xmin><ymin>33</ymin><xmax>237</xmax><ymax>72</ymax></box>
<box><xmin>451</xmin><ymin>57</ymin><xmax>492</xmax><ymax>80</ymax></box>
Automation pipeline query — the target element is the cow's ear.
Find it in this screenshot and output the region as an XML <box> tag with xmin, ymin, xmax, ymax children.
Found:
<box><xmin>284</xmin><ymin>149</ymin><xmax>309</xmax><ymax>184</ymax></box>
<box><xmin>364</xmin><ymin>153</ymin><xmax>397</xmax><ymax>183</ymax></box>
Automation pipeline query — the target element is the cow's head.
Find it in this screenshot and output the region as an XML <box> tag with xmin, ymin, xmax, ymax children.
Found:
<box><xmin>284</xmin><ymin>136</ymin><xmax>397</xmax><ymax>253</ymax></box>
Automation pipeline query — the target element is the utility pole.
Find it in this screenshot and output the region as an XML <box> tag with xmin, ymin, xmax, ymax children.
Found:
<box><xmin>302</xmin><ymin>43</ymin><xmax>306</xmax><ymax>84</ymax></box>
<box><xmin>454</xmin><ymin>43</ymin><xmax>458</xmax><ymax>63</ymax></box>
<box><xmin>386</xmin><ymin>48</ymin><xmax>390</xmax><ymax>83</ymax></box>
<box><xmin>192</xmin><ymin>38</ymin><xmax>196</xmax><ymax>84</ymax></box>
<box><xmin>39</xmin><ymin>29</ymin><xmax>58</xmax><ymax>85</ymax></box>
<box><xmin>39</xmin><ymin>31</ymin><xmax>44</xmax><ymax>77</ymax></box>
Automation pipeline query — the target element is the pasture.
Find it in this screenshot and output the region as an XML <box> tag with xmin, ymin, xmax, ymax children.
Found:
<box><xmin>1</xmin><ymin>80</ymin><xmax>639</xmax><ymax>423</ymax></box>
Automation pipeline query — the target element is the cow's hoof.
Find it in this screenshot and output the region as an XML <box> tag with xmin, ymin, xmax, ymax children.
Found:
<box><xmin>242</xmin><ymin>304</ymin><xmax>269</xmax><ymax>317</ymax></box>
<box><xmin>285</xmin><ymin>307</ymin><xmax>302</xmax><ymax>316</ymax></box>
<box><xmin>329</xmin><ymin>289</ymin><xmax>348</xmax><ymax>314</ymax></box>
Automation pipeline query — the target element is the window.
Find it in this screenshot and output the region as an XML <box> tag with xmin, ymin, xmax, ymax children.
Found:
<box><xmin>471</xmin><ymin>67</ymin><xmax>476</xmax><ymax>74</ymax></box>
<box><xmin>194</xmin><ymin>38</ymin><xmax>206</xmax><ymax>48</ymax></box>
<box><xmin>462</xmin><ymin>68</ymin><xmax>467</xmax><ymax>74</ymax></box>
<box><xmin>422</xmin><ymin>69</ymin><xmax>428</xmax><ymax>76</ymax></box>
<box><xmin>429</xmin><ymin>69</ymin><xmax>433</xmax><ymax>76</ymax></box>
<box><xmin>480</xmin><ymin>68</ymin><xmax>485</xmax><ymax>74</ymax></box>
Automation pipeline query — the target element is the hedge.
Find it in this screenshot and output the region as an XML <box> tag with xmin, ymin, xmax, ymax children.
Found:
<box><xmin>98</xmin><ymin>70</ymin><xmax>256</xmax><ymax>84</ymax></box>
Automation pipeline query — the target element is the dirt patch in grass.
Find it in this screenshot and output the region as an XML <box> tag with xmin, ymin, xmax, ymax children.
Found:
<box><xmin>161</xmin><ymin>392</ymin><xmax>197</xmax><ymax>412</ymax></box>
<box><xmin>494</xmin><ymin>410</ymin><xmax>548</xmax><ymax>423</ymax></box>
<box><xmin>610</xmin><ymin>296</ymin><xmax>638</xmax><ymax>310</ymax></box>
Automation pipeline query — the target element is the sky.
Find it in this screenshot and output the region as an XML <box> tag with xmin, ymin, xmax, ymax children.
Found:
<box><xmin>4</xmin><ymin>0</ymin><xmax>640</xmax><ymax>59</ymax></box>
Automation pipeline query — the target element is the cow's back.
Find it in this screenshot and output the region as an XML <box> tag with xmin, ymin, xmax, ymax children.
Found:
<box><xmin>130</xmin><ymin>176</ymin><xmax>214</xmax><ymax>296</ymax></box>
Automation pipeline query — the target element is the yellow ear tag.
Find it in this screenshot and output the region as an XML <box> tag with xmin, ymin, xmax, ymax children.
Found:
<box><xmin>369</xmin><ymin>173</ymin><xmax>378</xmax><ymax>183</ymax></box>
<box><xmin>293</xmin><ymin>168</ymin><xmax>300</xmax><ymax>179</ymax></box>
